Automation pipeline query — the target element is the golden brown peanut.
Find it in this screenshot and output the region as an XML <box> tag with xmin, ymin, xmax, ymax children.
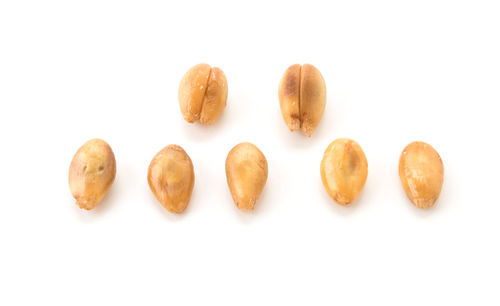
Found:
<box><xmin>399</xmin><ymin>141</ymin><xmax>444</xmax><ymax>208</ymax></box>
<box><xmin>225</xmin><ymin>143</ymin><xmax>268</xmax><ymax>211</ymax></box>
<box><xmin>68</xmin><ymin>139</ymin><xmax>116</xmax><ymax>210</ymax></box>
<box><xmin>148</xmin><ymin>145</ymin><xmax>195</xmax><ymax>213</ymax></box>
<box><xmin>178</xmin><ymin>63</ymin><xmax>228</xmax><ymax>125</ymax></box>
<box><xmin>320</xmin><ymin>138</ymin><xmax>368</xmax><ymax>205</ymax></box>
<box><xmin>278</xmin><ymin>64</ymin><xmax>326</xmax><ymax>136</ymax></box>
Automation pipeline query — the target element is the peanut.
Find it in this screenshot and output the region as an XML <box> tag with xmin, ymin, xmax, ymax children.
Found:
<box><xmin>225</xmin><ymin>143</ymin><xmax>268</xmax><ymax>211</ymax></box>
<box><xmin>278</xmin><ymin>64</ymin><xmax>326</xmax><ymax>136</ymax></box>
<box><xmin>68</xmin><ymin>139</ymin><xmax>116</xmax><ymax>210</ymax></box>
<box><xmin>178</xmin><ymin>63</ymin><xmax>228</xmax><ymax>125</ymax></box>
<box><xmin>320</xmin><ymin>138</ymin><xmax>368</xmax><ymax>205</ymax></box>
<box><xmin>148</xmin><ymin>145</ymin><xmax>195</xmax><ymax>213</ymax></box>
<box><xmin>399</xmin><ymin>141</ymin><xmax>444</xmax><ymax>208</ymax></box>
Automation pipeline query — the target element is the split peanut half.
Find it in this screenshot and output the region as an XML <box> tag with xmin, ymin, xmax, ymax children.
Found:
<box><xmin>278</xmin><ymin>64</ymin><xmax>326</xmax><ymax>136</ymax></box>
<box><xmin>225</xmin><ymin>142</ymin><xmax>268</xmax><ymax>211</ymax></box>
<box><xmin>68</xmin><ymin>138</ymin><xmax>116</xmax><ymax>210</ymax></box>
<box><xmin>399</xmin><ymin>141</ymin><xmax>444</xmax><ymax>208</ymax></box>
<box><xmin>148</xmin><ymin>145</ymin><xmax>195</xmax><ymax>213</ymax></box>
<box><xmin>178</xmin><ymin>63</ymin><xmax>228</xmax><ymax>125</ymax></box>
<box><xmin>320</xmin><ymin>138</ymin><xmax>368</xmax><ymax>205</ymax></box>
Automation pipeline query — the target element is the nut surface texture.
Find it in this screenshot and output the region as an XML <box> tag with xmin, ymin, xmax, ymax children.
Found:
<box><xmin>278</xmin><ymin>64</ymin><xmax>326</xmax><ymax>136</ymax></box>
<box><xmin>225</xmin><ymin>142</ymin><xmax>268</xmax><ymax>211</ymax></box>
<box><xmin>399</xmin><ymin>141</ymin><xmax>444</xmax><ymax>208</ymax></box>
<box><xmin>69</xmin><ymin>138</ymin><xmax>116</xmax><ymax>210</ymax></box>
<box><xmin>320</xmin><ymin>138</ymin><xmax>368</xmax><ymax>205</ymax></box>
<box><xmin>178</xmin><ymin>63</ymin><xmax>228</xmax><ymax>125</ymax></box>
<box><xmin>148</xmin><ymin>145</ymin><xmax>195</xmax><ymax>213</ymax></box>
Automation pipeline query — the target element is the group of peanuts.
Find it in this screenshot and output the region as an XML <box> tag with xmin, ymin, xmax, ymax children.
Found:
<box><xmin>68</xmin><ymin>63</ymin><xmax>444</xmax><ymax>213</ymax></box>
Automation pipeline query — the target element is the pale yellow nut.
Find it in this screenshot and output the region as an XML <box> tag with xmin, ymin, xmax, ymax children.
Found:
<box><xmin>148</xmin><ymin>144</ymin><xmax>195</xmax><ymax>213</ymax></box>
<box><xmin>225</xmin><ymin>142</ymin><xmax>268</xmax><ymax>211</ymax></box>
<box><xmin>178</xmin><ymin>63</ymin><xmax>228</xmax><ymax>125</ymax></box>
<box><xmin>320</xmin><ymin>138</ymin><xmax>368</xmax><ymax>205</ymax></box>
<box><xmin>278</xmin><ymin>64</ymin><xmax>326</xmax><ymax>136</ymax></box>
<box><xmin>399</xmin><ymin>141</ymin><xmax>444</xmax><ymax>208</ymax></box>
<box><xmin>68</xmin><ymin>138</ymin><xmax>116</xmax><ymax>210</ymax></box>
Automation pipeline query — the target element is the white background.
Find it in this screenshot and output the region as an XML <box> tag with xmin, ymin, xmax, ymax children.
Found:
<box><xmin>1</xmin><ymin>0</ymin><xmax>499</xmax><ymax>305</ymax></box>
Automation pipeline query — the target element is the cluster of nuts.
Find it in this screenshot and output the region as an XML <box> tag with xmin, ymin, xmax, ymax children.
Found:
<box><xmin>69</xmin><ymin>63</ymin><xmax>444</xmax><ymax>212</ymax></box>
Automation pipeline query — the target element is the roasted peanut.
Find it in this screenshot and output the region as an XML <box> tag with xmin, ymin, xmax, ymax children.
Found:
<box><xmin>278</xmin><ymin>64</ymin><xmax>326</xmax><ymax>136</ymax></box>
<box><xmin>178</xmin><ymin>63</ymin><xmax>228</xmax><ymax>125</ymax></box>
<box><xmin>225</xmin><ymin>143</ymin><xmax>268</xmax><ymax>211</ymax></box>
<box><xmin>69</xmin><ymin>139</ymin><xmax>116</xmax><ymax>210</ymax></box>
<box><xmin>320</xmin><ymin>138</ymin><xmax>368</xmax><ymax>205</ymax></box>
<box><xmin>148</xmin><ymin>145</ymin><xmax>195</xmax><ymax>213</ymax></box>
<box><xmin>399</xmin><ymin>141</ymin><xmax>444</xmax><ymax>208</ymax></box>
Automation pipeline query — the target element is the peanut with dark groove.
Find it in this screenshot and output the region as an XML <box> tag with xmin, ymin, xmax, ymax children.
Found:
<box><xmin>178</xmin><ymin>63</ymin><xmax>228</xmax><ymax>125</ymax></box>
<box><xmin>278</xmin><ymin>64</ymin><xmax>326</xmax><ymax>136</ymax></box>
